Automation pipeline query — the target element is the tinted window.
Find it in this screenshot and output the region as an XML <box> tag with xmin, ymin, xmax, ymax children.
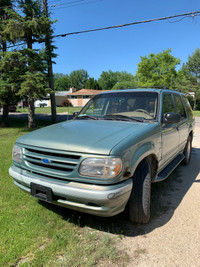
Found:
<box><xmin>162</xmin><ymin>94</ymin><xmax>175</xmax><ymax>115</ymax></box>
<box><xmin>182</xmin><ymin>96</ymin><xmax>193</xmax><ymax>117</ymax></box>
<box><xmin>174</xmin><ymin>94</ymin><xmax>186</xmax><ymax>119</ymax></box>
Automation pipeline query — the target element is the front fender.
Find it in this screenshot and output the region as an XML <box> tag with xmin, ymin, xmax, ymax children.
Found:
<box><xmin>129</xmin><ymin>142</ymin><xmax>158</xmax><ymax>176</ymax></box>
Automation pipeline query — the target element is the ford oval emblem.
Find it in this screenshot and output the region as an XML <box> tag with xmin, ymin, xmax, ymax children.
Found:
<box><xmin>42</xmin><ymin>158</ymin><xmax>51</xmax><ymax>164</ymax></box>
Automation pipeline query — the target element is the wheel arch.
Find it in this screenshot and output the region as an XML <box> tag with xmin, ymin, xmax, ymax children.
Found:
<box><xmin>129</xmin><ymin>149</ymin><xmax>158</xmax><ymax>183</ymax></box>
<box><xmin>189</xmin><ymin>130</ymin><xmax>193</xmax><ymax>141</ymax></box>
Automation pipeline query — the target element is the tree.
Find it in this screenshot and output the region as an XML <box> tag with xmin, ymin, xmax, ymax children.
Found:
<box><xmin>0</xmin><ymin>51</ymin><xmax>25</xmax><ymax>126</ymax></box>
<box><xmin>42</xmin><ymin>0</ymin><xmax>57</xmax><ymax>124</ymax></box>
<box><xmin>0</xmin><ymin>0</ymin><xmax>15</xmax><ymax>126</ymax></box>
<box><xmin>98</xmin><ymin>70</ymin><xmax>135</xmax><ymax>90</ymax></box>
<box><xmin>69</xmin><ymin>69</ymin><xmax>89</xmax><ymax>90</ymax></box>
<box><xmin>136</xmin><ymin>49</ymin><xmax>180</xmax><ymax>88</ymax></box>
<box><xmin>0</xmin><ymin>0</ymin><xmax>12</xmax><ymax>52</ymax></box>
<box><xmin>185</xmin><ymin>48</ymin><xmax>200</xmax><ymax>110</ymax></box>
<box><xmin>5</xmin><ymin>0</ymin><xmax>54</xmax><ymax>127</ymax></box>
<box><xmin>19</xmin><ymin>71</ymin><xmax>50</xmax><ymax>127</ymax></box>
<box><xmin>54</xmin><ymin>73</ymin><xmax>70</xmax><ymax>91</ymax></box>
<box><xmin>112</xmin><ymin>79</ymin><xmax>138</xmax><ymax>90</ymax></box>
<box><xmin>0</xmin><ymin>49</ymin><xmax>50</xmax><ymax>127</ymax></box>
<box><xmin>85</xmin><ymin>78</ymin><xmax>101</xmax><ymax>90</ymax></box>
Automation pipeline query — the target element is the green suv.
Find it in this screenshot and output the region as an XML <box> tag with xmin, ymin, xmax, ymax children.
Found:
<box><xmin>9</xmin><ymin>89</ymin><xmax>194</xmax><ymax>223</ymax></box>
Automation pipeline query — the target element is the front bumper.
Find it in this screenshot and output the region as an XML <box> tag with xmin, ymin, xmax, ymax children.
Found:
<box><xmin>9</xmin><ymin>165</ymin><xmax>133</xmax><ymax>217</ymax></box>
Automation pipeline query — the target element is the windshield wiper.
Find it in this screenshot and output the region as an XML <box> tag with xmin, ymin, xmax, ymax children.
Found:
<box><xmin>77</xmin><ymin>115</ymin><xmax>98</xmax><ymax>120</ymax></box>
<box><xmin>103</xmin><ymin>114</ymin><xmax>144</xmax><ymax>122</ymax></box>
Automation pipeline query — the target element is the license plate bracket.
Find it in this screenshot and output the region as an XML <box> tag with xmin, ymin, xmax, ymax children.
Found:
<box><xmin>31</xmin><ymin>183</ymin><xmax>52</xmax><ymax>203</ymax></box>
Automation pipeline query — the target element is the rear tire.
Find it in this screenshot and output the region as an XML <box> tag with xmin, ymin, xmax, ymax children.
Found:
<box><xmin>183</xmin><ymin>135</ymin><xmax>192</xmax><ymax>165</ymax></box>
<box><xmin>128</xmin><ymin>158</ymin><xmax>151</xmax><ymax>224</ymax></box>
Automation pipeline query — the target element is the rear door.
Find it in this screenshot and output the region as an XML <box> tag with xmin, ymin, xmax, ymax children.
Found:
<box><xmin>173</xmin><ymin>93</ymin><xmax>189</xmax><ymax>152</ymax></box>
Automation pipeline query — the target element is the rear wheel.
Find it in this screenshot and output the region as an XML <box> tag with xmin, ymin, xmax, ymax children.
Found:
<box><xmin>183</xmin><ymin>135</ymin><xmax>192</xmax><ymax>165</ymax></box>
<box><xmin>128</xmin><ymin>158</ymin><xmax>151</xmax><ymax>224</ymax></box>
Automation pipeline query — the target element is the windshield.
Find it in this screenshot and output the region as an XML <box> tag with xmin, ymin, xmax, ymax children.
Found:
<box><xmin>78</xmin><ymin>91</ymin><xmax>158</xmax><ymax>121</ymax></box>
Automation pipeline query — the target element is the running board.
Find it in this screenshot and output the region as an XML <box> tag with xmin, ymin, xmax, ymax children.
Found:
<box><xmin>155</xmin><ymin>154</ymin><xmax>185</xmax><ymax>182</ymax></box>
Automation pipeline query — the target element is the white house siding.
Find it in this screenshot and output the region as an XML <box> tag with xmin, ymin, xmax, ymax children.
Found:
<box><xmin>55</xmin><ymin>96</ymin><xmax>67</xmax><ymax>106</ymax></box>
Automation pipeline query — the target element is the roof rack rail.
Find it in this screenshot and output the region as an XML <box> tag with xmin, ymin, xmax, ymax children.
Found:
<box><xmin>139</xmin><ymin>86</ymin><xmax>169</xmax><ymax>89</ymax></box>
<box><xmin>120</xmin><ymin>86</ymin><xmax>169</xmax><ymax>90</ymax></box>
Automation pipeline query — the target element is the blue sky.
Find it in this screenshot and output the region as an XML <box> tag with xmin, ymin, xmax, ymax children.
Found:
<box><xmin>46</xmin><ymin>0</ymin><xmax>200</xmax><ymax>79</ymax></box>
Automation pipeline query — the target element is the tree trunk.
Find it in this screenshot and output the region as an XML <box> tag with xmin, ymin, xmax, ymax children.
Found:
<box><xmin>26</xmin><ymin>35</ymin><xmax>36</xmax><ymax>128</ymax></box>
<box><xmin>42</xmin><ymin>0</ymin><xmax>57</xmax><ymax>123</ymax></box>
<box><xmin>1</xmin><ymin>36</ymin><xmax>9</xmax><ymax>127</ymax></box>
<box><xmin>49</xmin><ymin>63</ymin><xmax>57</xmax><ymax>124</ymax></box>
<box><xmin>2</xmin><ymin>41</ymin><xmax>6</xmax><ymax>54</ymax></box>
<box><xmin>2</xmin><ymin>104</ymin><xmax>9</xmax><ymax>127</ymax></box>
<box><xmin>28</xmin><ymin>97</ymin><xmax>36</xmax><ymax>128</ymax></box>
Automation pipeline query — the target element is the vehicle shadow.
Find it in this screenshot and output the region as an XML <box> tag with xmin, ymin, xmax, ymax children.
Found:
<box><xmin>39</xmin><ymin>147</ymin><xmax>200</xmax><ymax>237</ymax></box>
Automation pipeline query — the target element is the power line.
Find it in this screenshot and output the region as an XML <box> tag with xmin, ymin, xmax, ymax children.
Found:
<box><xmin>50</xmin><ymin>0</ymin><xmax>102</xmax><ymax>10</ymax></box>
<box><xmin>49</xmin><ymin>0</ymin><xmax>84</xmax><ymax>7</ymax></box>
<box><xmin>53</xmin><ymin>10</ymin><xmax>200</xmax><ymax>38</ymax></box>
<box><xmin>5</xmin><ymin>10</ymin><xmax>200</xmax><ymax>49</ymax></box>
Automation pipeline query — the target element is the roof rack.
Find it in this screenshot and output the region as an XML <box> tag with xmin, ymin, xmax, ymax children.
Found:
<box><xmin>129</xmin><ymin>86</ymin><xmax>169</xmax><ymax>89</ymax></box>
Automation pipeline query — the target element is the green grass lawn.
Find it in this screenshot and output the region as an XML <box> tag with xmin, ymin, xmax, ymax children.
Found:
<box><xmin>0</xmin><ymin>119</ymin><xmax>124</xmax><ymax>267</ymax></box>
<box><xmin>193</xmin><ymin>110</ymin><xmax>200</xmax><ymax>117</ymax></box>
<box><xmin>17</xmin><ymin>106</ymin><xmax>82</xmax><ymax>115</ymax></box>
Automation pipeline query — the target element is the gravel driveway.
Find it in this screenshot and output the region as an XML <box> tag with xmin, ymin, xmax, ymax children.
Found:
<box><xmin>119</xmin><ymin>117</ymin><xmax>200</xmax><ymax>267</ymax></box>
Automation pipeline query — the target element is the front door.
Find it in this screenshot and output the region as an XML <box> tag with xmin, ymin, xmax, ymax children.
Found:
<box><xmin>160</xmin><ymin>93</ymin><xmax>179</xmax><ymax>169</ymax></box>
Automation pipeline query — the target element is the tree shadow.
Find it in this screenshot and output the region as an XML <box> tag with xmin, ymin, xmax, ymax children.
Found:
<box><xmin>39</xmin><ymin>147</ymin><xmax>200</xmax><ymax>237</ymax></box>
<box><xmin>0</xmin><ymin>112</ymin><xmax>71</xmax><ymax>125</ymax></box>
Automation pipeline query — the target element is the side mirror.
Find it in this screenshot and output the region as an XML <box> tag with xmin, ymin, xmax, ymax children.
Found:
<box><xmin>162</xmin><ymin>112</ymin><xmax>181</xmax><ymax>125</ymax></box>
<box><xmin>73</xmin><ymin>111</ymin><xmax>79</xmax><ymax>119</ymax></box>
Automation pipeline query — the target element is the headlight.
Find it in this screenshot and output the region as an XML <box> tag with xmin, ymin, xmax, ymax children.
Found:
<box><xmin>79</xmin><ymin>158</ymin><xmax>122</xmax><ymax>178</ymax></box>
<box><xmin>12</xmin><ymin>144</ymin><xmax>22</xmax><ymax>163</ymax></box>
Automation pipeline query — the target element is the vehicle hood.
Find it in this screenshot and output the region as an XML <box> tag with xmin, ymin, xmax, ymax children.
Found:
<box><xmin>17</xmin><ymin>119</ymin><xmax>157</xmax><ymax>155</ymax></box>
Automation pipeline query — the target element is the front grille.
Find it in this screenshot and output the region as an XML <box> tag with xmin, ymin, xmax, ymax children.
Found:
<box><xmin>22</xmin><ymin>146</ymin><xmax>81</xmax><ymax>180</ymax></box>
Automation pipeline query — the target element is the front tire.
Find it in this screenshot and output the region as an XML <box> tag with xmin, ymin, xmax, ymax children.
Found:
<box><xmin>128</xmin><ymin>158</ymin><xmax>151</xmax><ymax>224</ymax></box>
<box><xmin>183</xmin><ymin>135</ymin><xmax>192</xmax><ymax>165</ymax></box>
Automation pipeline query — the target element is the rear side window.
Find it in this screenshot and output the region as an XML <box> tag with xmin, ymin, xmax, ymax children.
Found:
<box><xmin>173</xmin><ymin>94</ymin><xmax>186</xmax><ymax>119</ymax></box>
<box><xmin>182</xmin><ymin>96</ymin><xmax>193</xmax><ymax>117</ymax></box>
<box><xmin>162</xmin><ymin>94</ymin><xmax>175</xmax><ymax>115</ymax></box>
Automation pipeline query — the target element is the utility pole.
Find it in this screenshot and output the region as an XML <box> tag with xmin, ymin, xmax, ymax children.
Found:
<box><xmin>42</xmin><ymin>0</ymin><xmax>57</xmax><ymax>123</ymax></box>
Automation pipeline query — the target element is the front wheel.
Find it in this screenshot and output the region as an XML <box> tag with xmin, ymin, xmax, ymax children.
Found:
<box><xmin>183</xmin><ymin>135</ymin><xmax>192</xmax><ymax>165</ymax></box>
<box><xmin>128</xmin><ymin>158</ymin><xmax>151</xmax><ymax>224</ymax></box>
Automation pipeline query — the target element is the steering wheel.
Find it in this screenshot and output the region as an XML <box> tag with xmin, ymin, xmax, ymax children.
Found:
<box><xmin>134</xmin><ymin>109</ymin><xmax>150</xmax><ymax>115</ymax></box>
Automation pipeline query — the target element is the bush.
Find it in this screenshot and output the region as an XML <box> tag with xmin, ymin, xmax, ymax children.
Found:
<box><xmin>63</xmin><ymin>99</ymin><xmax>73</xmax><ymax>107</ymax></box>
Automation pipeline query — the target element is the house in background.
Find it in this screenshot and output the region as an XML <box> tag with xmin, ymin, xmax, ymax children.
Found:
<box><xmin>54</xmin><ymin>91</ymin><xmax>71</xmax><ymax>106</ymax></box>
<box><xmin>34</xmin><ymin>88</ymin><xmax>107</xmax><ymax>108</ymax></box>
<box><xmin>53</xmin><ymin>88</ymin><xmax>76</xmax><ymax>106</ymax></box>
<box><xmin>34</xmin><ymin>89</ymin><xmax>74</xmax><ymax>108</ymax></box>
<box><xmin>68</xmin><ymin>89</ymin><xmax>108</xmax><ymax>107</ymax></box>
